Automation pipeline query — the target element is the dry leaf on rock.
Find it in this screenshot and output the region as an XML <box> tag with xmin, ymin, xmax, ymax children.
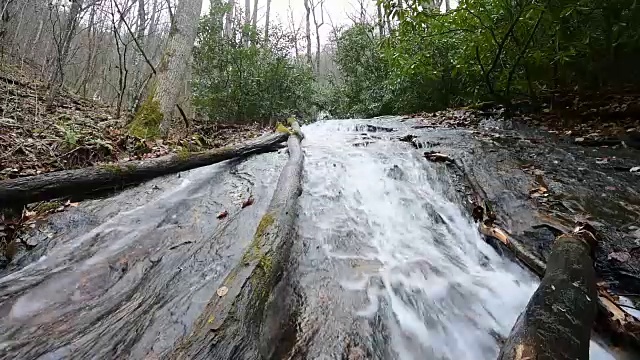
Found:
<box><xmin>216</xmin><ymin>286</ymin><xmax>229</xmax><ymax>297</ymax></box>
<box><xmin>216</xmin><ymin>210</ymin><xmax>228</xmax><ymax>220</ymax></box>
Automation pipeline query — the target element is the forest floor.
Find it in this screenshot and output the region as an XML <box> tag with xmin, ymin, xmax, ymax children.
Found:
<box><xmin>0</xmin><ymin>65</ymin><xmax>269</xmax><ymax>263</ymax></box>
<box><xmin>0</xmin><ymin>65</ymin><xmax>266</xmax><ymax>181</ymax></box>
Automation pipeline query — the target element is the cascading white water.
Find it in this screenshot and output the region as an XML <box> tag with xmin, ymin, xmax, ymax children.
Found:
<box><xmin>297</xmin><ymin>119</ymin><xmax>616</xmax><ymax>359</ymax></box>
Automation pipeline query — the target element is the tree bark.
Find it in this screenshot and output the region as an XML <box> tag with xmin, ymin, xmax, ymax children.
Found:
<box><xmin>0</xmin><ymin>133</ymin><xmax>288</xmax><ymax>206</ymax></box>
<box><xmin>303</xmin><ymin>0</ymin><xmax>311</xmax><ymax>65</ymax></box>
<box><xmin>498</xmin><ymin>227</ymin><xmax>598</xmax><ymax>360</ymax></box>
<box><xmin>264</xmin><ymin>0</ymin><xmax>271</xmax><ymax>39</ymax></box>
<box><xmin>445</xmin><ymin>0</ymin><xmax>450</xmax><ymax>12</ymax></box>
<box><xmin>251</xmin><ymin>0</ymin><xmax>258</xmax><ymax>30</ymax></box>
<box><xmin>243</xmin><ymin>0</ymin><xmax>250</xmax><ymax>46</ymax></box>
<box><xmin>377</xmin><ymin>3</ymin><xmax>384</xmax><ymax>36</ymax></box>
<box><xmin>170</xmin><ymin>125</ymin><xmax>305</xmax><ymax>359</ymax></box>
<box><xmin>224</xmin><ymin>0</ymin><xmax>234</xmax><ymax>37</ymax></box>
<box><xmin>156</xmin><ymin>0</ymin><xmax>203</xmax><ymax>136</ymax></box>
<box><xmin>311</xmin><ymin>0</ymin><xmax>324</xmax><ymax>74</ymax></box>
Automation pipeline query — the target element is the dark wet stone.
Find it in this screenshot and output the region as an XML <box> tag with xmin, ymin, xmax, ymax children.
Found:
<box><xmin>386</xmin><ymin>165</ymin><xmax>406</xmax><ymax>181</ymax></box>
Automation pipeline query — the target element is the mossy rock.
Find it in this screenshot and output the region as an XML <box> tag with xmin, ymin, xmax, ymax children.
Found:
<box><xmin>129</xmin><ymin>95</ymin><xmax>162</xmax><ymax>139</ymax></box>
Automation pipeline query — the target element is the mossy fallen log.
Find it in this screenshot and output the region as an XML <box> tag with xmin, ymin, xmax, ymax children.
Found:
<box><xmin>170</xmin><ymin>124</ymin><xmax>305</xmax><ymax>359</ymax></box>
<box><xmin>0</xmin><ymin>132</ymin><xmax>288</xmax><ymax>206</ymax></box>
<box><xmin>498</xmin><ymin>225</ymin><xmax>598</xmax><ymax>360</ymax></box>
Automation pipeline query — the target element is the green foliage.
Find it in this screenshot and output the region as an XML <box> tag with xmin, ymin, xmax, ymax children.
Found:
<box><xmin>55</xmin><ymin>123</ymin><xmax>80</xmax><ymax>149</ymax></box>
<box><xmin>327</xmin><ymin>24</ymin><xmax>394</xmax><ymax>118</ymax></box>
<box><xmin>328</xmin><ymin>0</ymin><xmax>640</xmax><ymax>117</ymax></box>
<box><xmin>193</xmin><ymin>0</ymin><xmax>315</xmax><ymax>124</ymax></box>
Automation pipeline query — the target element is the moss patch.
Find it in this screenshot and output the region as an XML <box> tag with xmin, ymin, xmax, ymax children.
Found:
<box><xmin>101</xmin><ymin>163</ymin><xmax>124</xmax><ymax>174</ymax></box>
<box><xmin>242</xmin><ymin>213</ymin><xmax>275</xmax><ymax>265</ymax></box>
<box><xmin>177</xmin><ymin>147</ymin><xmax>191</xmax><ymax>160</ymax></box>
<box><xmin>129</xmin><ymin>92</ymin><xmax>163</xmax><ymax>139</ymax></box>
<box><xmin>275</xmin><ymin>122</ymin><xmax>291</xmax><ymax>134</ymax></box>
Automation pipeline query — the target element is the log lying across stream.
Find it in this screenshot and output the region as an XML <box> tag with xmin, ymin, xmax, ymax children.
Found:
<box><xmin>171</xmin><ymin>124</ymin><xmax>304</xmax><ymax>359</ymax></box>
<box><xmin>0</xmin><ymin>132</ymin><xmax>288</xmax><ymax>205</ymax></box>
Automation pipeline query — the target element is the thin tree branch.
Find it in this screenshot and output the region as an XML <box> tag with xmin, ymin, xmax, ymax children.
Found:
<box><xmin>113</xmin><ymin>0</ymin><xmax>157</xmax><ymax>75</ymax></box>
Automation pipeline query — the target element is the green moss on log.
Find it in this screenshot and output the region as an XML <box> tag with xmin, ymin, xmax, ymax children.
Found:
<box><xmin>101</xmin><ymin>164</ymin><xmax>124</xmax><ymax>174</ymax></box>
<box><xmin>242</xmin><ymin>213</ymin><xmax>275</xmax><ymax>265</ymax></box>
<box><xmin>129</xmin><ymin>91</ymin><xmax>162</xmax><ymax>139</ymax></box>
<box><xmin>275</xmin><ymin>122</ymin><xmax>291</xmax><ymax>134</ymax></box>
<box><xmin>177</xmin><ymin>147</ymin><xmax>191</xmax><ymax>160</ymax></box>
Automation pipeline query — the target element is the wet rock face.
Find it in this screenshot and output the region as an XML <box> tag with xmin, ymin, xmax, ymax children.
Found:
<box><xmin>386</xmin><ymin>165</ymin><xmax>406</xmax><ymax>181</ymax></box>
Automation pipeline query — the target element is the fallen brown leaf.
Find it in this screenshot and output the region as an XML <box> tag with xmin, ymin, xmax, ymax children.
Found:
<box><xmin>216</xmin><ymin>210</ymin><xmax>228</xmax><ymax>220</ymax></box>
<box><xmin>241</xmin><ymin>197</ymin><xmax>255</xmax><ymax>209</ymax></box>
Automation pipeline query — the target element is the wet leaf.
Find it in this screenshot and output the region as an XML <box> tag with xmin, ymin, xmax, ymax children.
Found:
<box><xmin>608</xmin><ymin>251</ymin><xmax>631</xmax><ymax>263</ymax></box>
<box><xmin>216</xmin><ymin>210</ymin><xmax>229</xmax><ymax>219</ymax></box>
<box><xmin>529</xmin><ymin>186</ymin><xmax>549</xmax><ymax>198</ymax></box>
<box><xmin>241</xmin><ymin>197</ymin><xmax>255</xmax><ymax>209</ymax></box>
<box><xmin>216</xmin><ymin>286</ymin><xmax>229</xmax><ymax>297</ymax></box>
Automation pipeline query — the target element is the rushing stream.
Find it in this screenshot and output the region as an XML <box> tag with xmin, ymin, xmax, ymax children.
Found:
<box><xmin>0</xmin><ymin>119</ymin><xmax>619</xmax><ymax>359</ymax></box>
<box><xmin>294</xmin><ymin>119</ymin><xmax>615</xmax><ymax>359</ymax></box>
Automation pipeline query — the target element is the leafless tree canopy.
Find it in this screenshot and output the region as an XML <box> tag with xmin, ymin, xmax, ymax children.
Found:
<box><xmin>1</xmin><ymin>0</ymin><xmax>173</xmax><ymax>113</ymax></box>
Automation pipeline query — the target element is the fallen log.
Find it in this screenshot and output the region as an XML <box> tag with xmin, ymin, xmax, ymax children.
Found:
<box><xmin>0</xmin><ymin>132</ymin><xmax>288</xmax><ymax>205</ymax></box>
<box><xmin>498</xmin><ymin>224</ymin><xmax>598</xmax><ymax>360</ymax></box>
<box><xmin>171</xmin><ymin>123</ymin><xmax>305</xmax><ymax>359</ymax></box>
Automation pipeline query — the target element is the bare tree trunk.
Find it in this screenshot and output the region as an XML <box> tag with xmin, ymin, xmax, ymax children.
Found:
<box><xmin>129</xmin><ymin>0</ymin><xmax>147</xmax><ymax>107</ymax></box>
<box><xmin>30</xmin><ymin>7</ymin><xmax>44</xmax><ymax>60</ymax></box>
<box><xmin>46</xmin><ymin>0</ymin><xmax>84</xmax><ymax>107</ymax></box>
<box><xmin>303</xmin><ymin>0</ymin><xmax>311</xmax><ymax>65</ymax></box>
<box><xmin>251</xmin><ymin>0</ymin><xmax>258</xmax><ymax>28</ymax></box>
<box><xmin>224</xmin><ymin>0</ymin><xmax>234</xmax><ymax>37</ymax></box>
<box><xmin>0</xmin><ymin>0</ymin><xmax>14</xmax><ymax>48</ymax></box>
<box><xmin>287</xmin><ymin>1</ymin><xmax>299</xmax><ymax>58</ymax></box>
<box><xmin>445</xmin><ymin>0</ymin><xmax>450</xmax><ymax>12</ymax></box>
<box><xmin>148</xmin><ymin>0</ymin><xmax>159</xmax><ymax>37</ymax></box>
<box><xmin>311</xmin><ymin>0</ymin><xmax>324</xmax><ymax>74</ymax></box>
<box><xmin>155</xmin><ymin>0</ymin><xmax>204</xmax><ymax>136</ymax></box>
<box><xmin>243</xmin><ymin>0</ymin><xmax>250</xmax><ymax>46</ymax></box>
<box><xmin>264</xmin><ymin>0</ymin><xmax>271</xmax><ymax>40</ymax></box>
<box><xmin>377</xmin><ymin>3</ymin><xmax>384</xmax><ymax>36</ymax></box>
